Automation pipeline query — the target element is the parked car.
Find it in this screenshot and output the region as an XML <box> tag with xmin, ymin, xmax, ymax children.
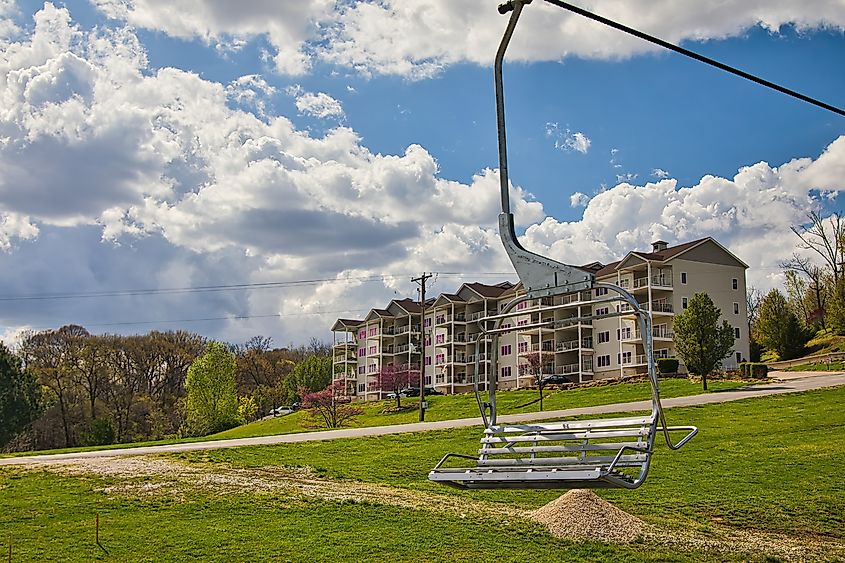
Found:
<box><xmin>424</xmin><ymin>387</ymin><xmax>443</xmax><ymax>396</ymax></box>
<box><xmin>541</xmin><ymin>374</ymin><xmax>571</xmax><ymax>385</ymax></box>
<box><xmin>401</xmin><ymin>387</ymin><xmax>420</xmax><ymax>397</ymax></box>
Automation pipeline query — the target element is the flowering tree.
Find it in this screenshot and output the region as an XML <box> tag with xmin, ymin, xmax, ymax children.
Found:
<box><xmin>301</xmin><ymin>380</ymin><xmax>363</xmax><ymax>429</ymax></box>
<box><xmin>373</xmin><ymin>364</ymin><xmax>417</xmax><ymax>408</ymax></box>
<box><xmin>523</xmin><ymin>352</ymin><xmax>545</xmax><ymax>411</ymax></box>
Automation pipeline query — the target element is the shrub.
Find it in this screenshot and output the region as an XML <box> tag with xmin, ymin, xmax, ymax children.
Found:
<box><xmin>739</xmin><ymin>362</ymin><xmax>768</xmax><ymax>379</ymax></box>
<box><xmin>656</xmin><ymin>357</ymin><xmax>680</xmax><ymax>374</ymax></box>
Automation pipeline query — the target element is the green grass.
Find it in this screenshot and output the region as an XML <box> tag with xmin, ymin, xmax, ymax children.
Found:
<box><xmin>177</xmin><ymin>387</ymin><xmax>845</xmax><ymax>539</ymax></box>
<box><xmin>0</xmin><ymin>471</ymin><xmax>722</xmax><ymax>562</ymax></box>
<box><xmin>2</xmin><ymin>387</ymin><xmax>843</xmax><ymax>561</ymax></box>
<box><xmin>212</xmin><ymin>378</ymin><xmax>750</xmax><ymax>440</ymax></box>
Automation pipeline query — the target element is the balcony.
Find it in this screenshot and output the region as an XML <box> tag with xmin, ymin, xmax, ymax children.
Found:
<box><xmin>633</xmin><ymin>275</ymin><xmax>673</xmax><ymax>290</ymax></box>
<box><xmin>468</xmin><ymin>353</ymin><xmax>491</xmax><ymax>363</ymax></box>
<box><xmin>395</xmin><ymin>324</ymin><xmax>420</xmax><ymax>335</ymax></box>
<box><xmin>332</xmin><ymin>341</ymin><xmax>355</xmax><ymax>349</ymax></box>
<box><xmin>556</xmin><ymin>339</ymin><xmax>579</xmax><ymax>352</ymax></box>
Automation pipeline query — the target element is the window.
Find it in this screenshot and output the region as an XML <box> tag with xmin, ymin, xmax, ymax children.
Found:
<box><xmin>368</xmin><ymin>326</ymin><xmax>378</xmax><ymax>337</ymax></box>
<box><xmin>736</xmin><ymin>351</ymin><xmax>742</xmax><ymax>364</ymax></box>
<box><xmin>518</xmin><ymin>341</ymin><xmax>529</xmax><ymax>353</ymax></box>
<box><xmin>435</xmin><ymin>334</ymin><xmax>445</xmax><ymax>344</ymax></box>
<box><xmin>732</xmin><ymin>278</ymin><xmax>738</xmax><ymax>290</ymax></box>
<box><xmin>501</xmin><ymin>322</ymin><xmax>512</xmax><ymax>334</ymax></box>
<box><xmin>425</xmin><ymin>356</ymin><xmax>432</xmax><ymax>366</ymax></box>
<box><xmin>369</xmin><ymin>363</ymin><xmax>377</xmax><ymax>373</ymax></box>
<box><xmin>424</xmin><ymin>318</ymin><xmax>431</xmax><ymax>327</ymax></box>
<box><xmin>617</xmin><ymin>327</ymin><xmax>631</xmax><ymax>340</ymax></box>
<box><xmin>734</xmin><ymin>327</ymin><xmax>740</xmax><ymax>339</ymax></box>
<box><xmin>619</xmin><ymin>351</ymin><xmax>632</xmax><ymax>364</ymax></box>
<box><xmin>501</xmin><ymin>366</ymin><xmax>512</xmax><ymax>378</ymax></box>
<box><xmin>517</xmin><ymin>319</ymin><xmax>528</xmax><ymax>326</ymax></box>
<box><xmin>424</xmin><ymin>336</ymin><xmax>431</xmax><ymax>346</ymax></box>
<box><xmin>501</xmin><ymin>344</ymin><xmax>512</xmax><ymax>356</ymax></box>
<box><xmin>436</xmin><ymin>315</ymin><xmax>445</xmax><ymax>324</ymax></box>
<box><xmin>681</xmin><ymin>272</ymin><xmax>687</xmax><ymax>284</ymax></box>
<box><xmin>598</xmin><ymin>331</ymin><xmax>610</xmax><ymax>344</ymax></box>
<box><xmin>358</xmin><ymin>347</ymin><xmax>366</xmax><ymax>357</ymax></box>
<box><xmin>517</xmin><ymin>301</ymin><xmax>528</xmax><ymax>310</ymax></box>
<box><xmin>436</xmin><ymin>353</ymin><xmax>445</xmax><ymax>364</ymax></box>
<box><xmin>369</xmin><ymin>345</ymin><xmax>377</xmax><ymax>355</ymax></box>
<box><xmin>358</xmin><ymin>383</ymin><xmax>365</xmax><ymax>393</ymax></box>
<box><xmin>733</xmin><ymin>302</ymin><xmax>739</xmax><ymax>315</ymax></box>
<box><xmin>595</xmin><ymin>287</ymin><xmax>608</xmax><ymax>296</ymax></box>
<box><xmin>597</xmin><ymin>355</ymin><xmax>611</xmax><ymax>368</ymax></box>
<box><xmin>596</xmin><ymin>306</ymin><xmax>609</xmax><ymax>316</ymax></box>
<box><xmin>358</xmin><ymin>330</ymin><xmax>366</xmax><ymax>340</ymax></box>
<box><xmin>682</xmin><ymin>297</ymin><xmax>688</xmax><ymax>309</ymax></box>
<box><xmin>358</xmin><ymin>366</ymin><xmax>365</xmax><ymax>375</ymax></box>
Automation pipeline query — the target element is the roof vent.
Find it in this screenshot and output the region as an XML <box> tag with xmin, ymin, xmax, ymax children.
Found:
<box><xmin>651</xmin><ymin>240</ymin><xmax>668</xmax><ymax>252</ymax></box>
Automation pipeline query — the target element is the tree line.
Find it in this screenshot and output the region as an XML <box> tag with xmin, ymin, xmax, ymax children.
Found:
<box><xmin>0</xmin><ymin>326</ymin><xmax>332</xmax><ymax>452</ymax></box>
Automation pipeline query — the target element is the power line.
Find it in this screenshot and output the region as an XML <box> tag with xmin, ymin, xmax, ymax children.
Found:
<box><xmin>536</xmin><ymin>0</ymin><xmax>845</xmax><ymax>117</ymax></box>
<box><xmin>0</xmin><ymin>272</ymin><xmax>517</xmax><ymax>303</ymax></box>
<box><xmin>26</xmin><ymin>309</ymin><xmax>371</xmax><ymax>331</ymax></box>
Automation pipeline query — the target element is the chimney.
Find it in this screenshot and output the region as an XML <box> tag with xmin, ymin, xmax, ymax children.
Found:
<box><xmin>651</xmin><ymin>240</ymin><xmax>668</xmax><ymax>252</ymax></box>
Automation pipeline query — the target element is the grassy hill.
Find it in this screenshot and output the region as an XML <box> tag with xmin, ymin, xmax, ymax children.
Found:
<box><xmin>1</xmin><ymin>386</ymin><xmax>843</xmax><ymax>561</ymax></box>
<box><xmin>211</xmin><ymin>378</ymin><xmax>748</xmax><ymax>440</ymax></box>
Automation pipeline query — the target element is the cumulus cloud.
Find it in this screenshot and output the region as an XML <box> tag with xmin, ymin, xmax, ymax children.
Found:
<box><xmin>652</xmin><ymin>168</ymin><xmax>670</xmax><ymax>179</ymax></box>
<box><xmin>520</xmin><ymin>139</ymin><xmax>845</xmax><ymax>290</ymax></box>
<box><xmin>293</xmin><ymin>90</ymin><xmax>345</xmax><ymax>120</ymax></box>
<box><xmin>87</xmin><ymin>0</ymin><xmax>845</xmax><ymax>78</ymax></box>
<box><xmin>570</xmin><ymin>192</ymin><xmax>589</xmax><ymax>208</ymax></box>
<box><xmin>0</xmin><ymin>4</ymin><xmax>542</xmax><ymax>343</ymax></box>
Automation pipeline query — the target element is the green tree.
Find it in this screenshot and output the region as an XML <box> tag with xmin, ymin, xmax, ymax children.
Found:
<box><xmin>283</xmin><ymin>355</ymin><xmax>332</xmax><ymax>403</ymax></box>
<box><xmin>826</xmin><ymin>277</ymin><xmax>845</xmax><ymax>335</ymax></box>
<box><xmin>0</xmin><ymin>343</ymin><xmax>42</xmax><ymax>448</ymax></box>
<box><xmin>673</xmin><ymin>292</ymin><xmax>736</xmax><ymax>390</ymax></box>
<box><xmin>756</xmin><ymin>289</ymin><xmax>811</xmax><ymax>358</ymax></box>
<box><xmin>181</xmin><ymin>342</ymin><xmax>240</xmax><ymax>436</ymax></box>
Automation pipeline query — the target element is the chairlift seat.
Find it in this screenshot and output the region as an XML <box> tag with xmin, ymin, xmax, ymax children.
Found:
<box><xmin>429</xmin><ymin>414</ymin><xmax>656</xmax><ymax>489</ymax></box>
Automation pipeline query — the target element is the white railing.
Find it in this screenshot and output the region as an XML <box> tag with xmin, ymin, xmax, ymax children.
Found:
<box><xmin>633</xmin><ymin>275</ymin><xmax>673</xmax><ymax>289</ymax></box>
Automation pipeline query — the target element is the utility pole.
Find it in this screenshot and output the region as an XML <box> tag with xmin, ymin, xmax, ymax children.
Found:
<box><xmin>412</xmin><ymin>272</ymin><xmax>433</xmax><ymax>422</ymax></box>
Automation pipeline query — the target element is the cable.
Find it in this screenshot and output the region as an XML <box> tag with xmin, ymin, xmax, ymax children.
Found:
<box><xmin>26</xmin><ymin>309</ymin><xmax>372</xmax><ymax>330</ymax></box>
<box><xmin>541</xmin><ymin>0</ymin><xmax>845</xmax><ymax>117</ymax></box>
<box><xmin>0</xmin><ymin>272</ymin><xmax>518</xmax><ymax>303</ymax></box>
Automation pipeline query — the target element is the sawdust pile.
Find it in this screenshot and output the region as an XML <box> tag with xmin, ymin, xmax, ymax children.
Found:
<box><xmin>530</xmin><ymin>489</ymin><xmax>643</xmax><ymax>543</ymax></box>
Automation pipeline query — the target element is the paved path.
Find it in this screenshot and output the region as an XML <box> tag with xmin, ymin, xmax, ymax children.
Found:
<box><xmin>2</xmin><ymin>372</ymin><xmax>843</xmax><ymax>467</ymax></box>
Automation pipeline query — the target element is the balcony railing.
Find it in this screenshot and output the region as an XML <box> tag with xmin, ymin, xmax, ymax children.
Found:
<box><xmin>651</xmin><ymin>302</ymin><xmax>674</xmax><ymax>313</ymax></box>
<box><xmin>633</xmin><ymin>275</ymin><xmax>673</xmax><ymax>289</ymax></box>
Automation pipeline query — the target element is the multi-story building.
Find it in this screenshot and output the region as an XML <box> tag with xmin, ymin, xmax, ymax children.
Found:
<box><xmin>332</xmin><ymin>237</ymin><xmax>749</xmax><ymax>399</ymax></box>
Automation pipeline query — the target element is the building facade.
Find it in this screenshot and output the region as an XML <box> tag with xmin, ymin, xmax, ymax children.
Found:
<box><xmin>332</xmin><ymin>237</ymin><xmax>749</xmax><ymax>400</ymax></box>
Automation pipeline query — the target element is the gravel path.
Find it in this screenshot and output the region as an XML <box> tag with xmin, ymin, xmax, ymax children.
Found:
<box><xmin>2</xmin><ymin>371</ymin><xmax>842</xmax><ymax>467</ymax></box>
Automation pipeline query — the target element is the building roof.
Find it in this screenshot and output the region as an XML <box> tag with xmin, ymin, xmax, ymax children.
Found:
<box><xmin>464</xmin><ymin>281</ymin><xmax>515</xmax><ymax>298</ymax></box>
<box><xmin>596</xmin><ymin>237</ymin><xmax>746</xmax><ymax>277</ymax></box>
<box><xmin>331</xmin><ymin>318</ymin><xmax>364</xmax><ymax>331</ymax></box>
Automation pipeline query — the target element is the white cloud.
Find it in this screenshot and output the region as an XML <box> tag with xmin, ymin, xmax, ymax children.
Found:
<box><xmin>87</xmin><ymin>0</ymin><xmax>845</xmax><ymax>78</ymax></box>
<box><xmin>91</xmin><ymin>0</ymin><xmax>334</xmax><ymax>75</ymax></box>
<box><xmin>652</xmin><ymin>168</ymin><xmax>670</xmax><ymax>179</ymax></box>
<box><xmin>521</xmin><ymin>137</ymin><xmax>845</xmax><ymax>290</ymax></box>
<box><xmin>546</xmin><ymin>123</ymin><xmax>591</xmax><ymax>154</ymax></box>
<box><xmin>570</xmin><ymin>192</ymin><xmax>589</xmax><ymax>208</ymax></box>
<box><xmin>293</xmin><ymin>90</ymin><xmax>345</xmax><ymax>120</ymax></box>
<box><xmin>0</xmin><ymin>4</ymin><xmax>544</xmax><ymax>344</ymax></box>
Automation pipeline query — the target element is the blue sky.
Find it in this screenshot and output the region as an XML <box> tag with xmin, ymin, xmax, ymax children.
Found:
<box><xmin>0</xmin><ymin>1</ymin><xmax>843</xmax><ymax>345</ymax></box>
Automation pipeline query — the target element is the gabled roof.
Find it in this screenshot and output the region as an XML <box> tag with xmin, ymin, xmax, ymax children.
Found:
<box><xmin>464</xmin><ymin>281</ymin><xmax>515</xmax><ymax>298</ymax></box>
<box><xmin>596</xmin><ymin>237</ymin><xmax>747</xmax><ymax>277</ymax></box>
<box><xmin>331</xmin><ymin>318</ymin><xmax>363</xmax><ymax>331</ymax></box>
<box><xmin>389</xmin><ymin>298</ymin><xmax>422</xmax><ymax>314</ymax></box>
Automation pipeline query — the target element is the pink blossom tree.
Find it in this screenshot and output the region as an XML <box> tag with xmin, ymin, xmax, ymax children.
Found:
<box><xmin>301</xmin><ymin>380</ymin><xmax>363</xmax><ymax>429</ymax></box>
<box><xmin>373</xmin><ymin>363</ymin><xmax>417</xmax><ymax>408</ymax></box>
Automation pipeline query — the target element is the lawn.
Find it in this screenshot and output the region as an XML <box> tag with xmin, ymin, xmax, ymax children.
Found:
<box><xmin>211</xmin><ymin>377</ymin><xmax>750</xmax><ymax>440</ymax></box>
<box><xmin>1</xmin><ymin>386</ymin><xmax>842</xmax><ymax>561</ymax></box>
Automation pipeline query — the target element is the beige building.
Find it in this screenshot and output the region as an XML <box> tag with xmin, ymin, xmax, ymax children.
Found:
<box><xmin>332</xmin><ymin>237</ymin><xmax>749</xmax><ymax>400</ymax></box>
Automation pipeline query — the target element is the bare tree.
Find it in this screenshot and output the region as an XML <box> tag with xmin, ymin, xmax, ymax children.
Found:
<box><xmin>790</xmin><ymin>211</ymin><xmax>844</xmax><ymax>284</ymax></box>
<box><xmin>746</xmin><ymin>286</ymin><xmax>763</xmax><ymax>335</ymax></box>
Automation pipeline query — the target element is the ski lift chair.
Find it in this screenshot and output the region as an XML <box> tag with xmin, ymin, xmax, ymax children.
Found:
<box><xmin>428</xmin><ymin>0</ymin><xmax>697</xmax><ymax>490</ymax></box>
